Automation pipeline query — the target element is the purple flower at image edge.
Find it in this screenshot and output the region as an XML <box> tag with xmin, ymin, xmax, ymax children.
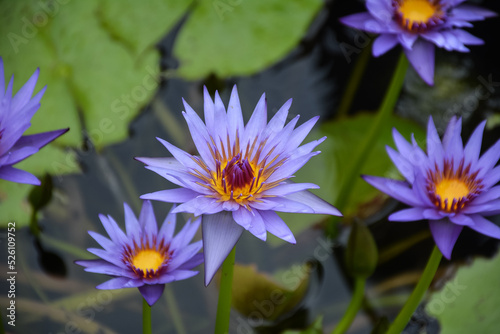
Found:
<box><xmin>76</xmin><ymin>201</ymin><xmax>203</xmax><ymax>306</ymax></box>
<box><xmin>0</xmin><ymin>58</ymin><xmax>68</xmax><ymax>185</ymax></box>
<box><xmin>136</xmin><ymin>86</ymin><xmax>342</xmax><ymax>285</ymax></box>
<box><xmin>340</xmin><ymin>0</ymin><xmax>496</xmax><ymax>85</ymax></box>
<box><xmin>363</xmin><ymin>117</ymin><xmax>500</xmax><ymax>259</ymax></box>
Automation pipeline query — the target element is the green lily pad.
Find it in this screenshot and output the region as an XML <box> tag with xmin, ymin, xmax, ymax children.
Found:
<box><xmin>426</xmin><ymin>253</ymin><xmax>500</xmax><ymax>334</ymax></box>
<box><xmin>271</xmin><ymin>113</ymin><xmax>425</xmax><ymax>246</ymax></box>
<box><xmin>174</xmin><ymin>0</ymin><xmax>322</xmax><ymax>79</ymax></box>
<box><xmin>0</xmin><ymin>0</ymin><xmax>192</xmax><ymax>227</ymax></box>
<box><xmin>230</xmin><ymin>262</ymin><xmax>311</xmax><ymax>322</ymax></box>
<box><xmin>0</xmin><ymin>0</ymin><xmax>190</xmax><ymax>149</ymax></box>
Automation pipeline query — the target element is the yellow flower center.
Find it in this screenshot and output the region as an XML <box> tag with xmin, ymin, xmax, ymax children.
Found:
<box><xmin>435</xmin><ymin>178</ymin><xmax>470</xmax><ymax>211</ymax></box>
<box><xmin>132</xmin><ymin>249</ymin><xmax>166</xmax><ymax>272</ymax></box>
<box><xmin>123</xmin><ymin>240</ymin><xmax>170</xmax><ymax>279</ymax></box>
<box><xmin>427</xmin><ymin>159</ymin><xmax>483</xmax><ymax>213</ymax></box>
<box><xmin>396</xmin><ymin>0</ymin><xmax>443</xmax><ymax>31</ymax></box>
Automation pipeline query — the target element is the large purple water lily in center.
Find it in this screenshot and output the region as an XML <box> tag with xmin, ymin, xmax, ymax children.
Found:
<box><xmin>340</xmin><ymin>0</ymin><xmax>496</xmax><ymax>85</ymax></box>
<box><xmin>137</xmin><ymin>86</ymin><xmax>341</xmax><ymax>285</ymax></box>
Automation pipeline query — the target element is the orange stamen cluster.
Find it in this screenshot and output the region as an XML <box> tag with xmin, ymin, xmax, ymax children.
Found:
<box><xmin>427</xmin><ymin>159</ymin><xmax>483</xmax><ymax>213</ymax></box>
<box><xmin>394</xmin><ymin>0</ymin><xmax>445</xmax><ymax>32</ymax></box>
<box><xmin>190</xmin><ymin>132</ymin><xmax>288</xmax><ymax>207</ymax></box>
<box><xmin>123</xmin><ymin>237</ymin><xmax>170</xmax><ymax>279</ymax></box>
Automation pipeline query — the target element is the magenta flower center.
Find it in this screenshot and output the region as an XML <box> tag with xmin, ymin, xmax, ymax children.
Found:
<box><xmin>223</xmin><ymin>154</ymin><xmax>255</xmax><ymax>189</ymax></box>
<box><xmin>191</xmin><ymin>133</ymin><xmax>288</xmax><ymax>206</ymax></box>
<box><xmin>122</xmin><ymin>239</ymin><xmax>171</xmax><ymax>279</ymax></box>
<box><xmin>426</xmin><ymin>160</ymin><xmax>483</xmax><ymax>213</ymax></box>
<box><xmin>394</xmin><ymin>0</ymin><xmax>445</xmax><ymax>32</ymax></box>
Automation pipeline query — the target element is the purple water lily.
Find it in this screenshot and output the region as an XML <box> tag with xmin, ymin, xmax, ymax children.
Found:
<box><xmin>363</xmin><ymin>117</ymin><xmax>500</xmax><ymax>259</ymax></box>
<box><xmin>0</xmin><ymin>58</ymin><xmax>68</xmax><ymax>185</ymax></box>
<box><xmin>137</xmin><ymin>86</ymin><xmax>341</xmax><ymax>285</ymax></box>
<box><xmin>76</xmin><ymin>201</ymin><xmax>203</xmax><ymax>306</ymax></box>
<box><xmin>340</xmin><ymin>0</ymin><xmax>496</xmax><ymax>85</ymax></box>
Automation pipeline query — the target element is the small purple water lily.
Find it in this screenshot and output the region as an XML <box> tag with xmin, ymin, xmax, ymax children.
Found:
<box><xmin>0</xmin><ymin>58</ymin><xmax>68</xmax><ymax>185</ymax></box>
<box><xmin>76</xmin><ymin>201</ymin><xmax>203</xmax><ymax>306</ymax></box>
<box><xmin>137</xmin><ymin>86</ymin><xmax>341</xmax><ymax>285</ymax></box>
<box><xmin>340</xmin><ymin>0</ymin><xmax>496</xmax><ymax>85</ymax></box>
<box><xmin>363</xmin><ymin>117</ymin><xmax>500</xmax><ymax>259</ymax></box>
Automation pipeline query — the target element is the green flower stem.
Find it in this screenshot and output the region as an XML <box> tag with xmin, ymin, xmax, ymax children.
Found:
<box><xmin>386</xmin><ymin>245</ymin><xmax>442</xmax><ymax>334</ymax></box>
<box><xmin>143</xmin><ymin>298</ymin><xmax>152</xmax><ymax>334</ymax></box>
<box><xmin>215</xmin><ymin>246</ymin><xmax>236</xmax><ymax>334</ymax></box>
<box><xmin>336</xmin><ymin>43</ymin><xmax>372</xmax><ymax>119</ymax></box>
<box><xmin>331</xmin><ymin>277</ymin><xmax>367</xmax><ymax>334</ymax></box>
<box><xmin>328</xmin><ymin>52</ymin><xmax>409</xmax><ymax>237</ymax></box>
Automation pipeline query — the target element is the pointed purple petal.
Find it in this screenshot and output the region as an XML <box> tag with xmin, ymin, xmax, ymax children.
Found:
<box><xmin>373</xmin><ymin>34</ymin><xmax>399</xmax><ymax>57</ymax></box>
<box><xmin>172</xmin><ymin>196</ymin><xmax>222</xmax><ymax>216</ymax></box>
<box><xmin>246</xmin><ymin>209</ymin><xmax>267</xmax><ymax>241</ymax></box>
<box><xmin>388</xmin><ymin>207</ymin><xmax>426</xmax><ymax>221</ymax></box>
<box><xmin>469</xmin><ymin>215</ymin><xmax>500</xmax><ymax>239</ymax></box>
<box><xmin>339</xmin><ymin>13</ymin><xmax>387</xmax><ymax>33</ymax></box>
<box><xmin>362</xmin><ymin>175</ymin><xmax>423</xmax><ymax>207</ymax></box>
<box><xmin>283</xmin><ymin>190</ymin><xmax>342</xmax><ymax>216</ymax></box>
<box><xmin>202</xmin><ymin>211</ymin><xmax>243</xmax><ymax>286</ymax></box>
<box><xmin>449</xmin><ymin>214</ymin><xmax>474</xmax><ymax>226</ymax></box>
<box><xmin>243</xmin><ymin>93</ymin><xmax>267</xmax><ymax>146</ymax></box>
<box><xmin>260</xmin><ymin>210</ymin><xmax>296</xmax><ymax>244</ymax></box>
<box><xmin>386</xmin><ymin>146</ymin><xmax>415</xmax><ymax>183</ymax></box>
<box><xmin>123</xmin><ymin>202</ymin><xmax>140</xmax><ymax>242</ymax></box>
<box><xmin>13</xmin><ymin>128</ymin><xmax>68</xmax><ymax>150</ymax></box>
<box><xmin>476</xmin><ymin>138</ymin><xmax>500</xmax><ymax>179</ymax></box>
<box><xmin>429</xmin><ymin>219</ymin><xmax>463</xmax><ymax>259</ymax></box>
<box><xmin>404</xmin><ymin>39</ymin><xmax>435</xmax><ymax>86</ymax></box>
<box><xmin>141</xmin><ymin>188</ymin><xmax>199</xmax><ymax>203</ymax></box>
<box><xmin>135</xmin><ymin>157</ymin><xmax>185</xmax><ymax>171</ymax></box>
<box><xmin>158</xmin><ymin>205</ymin><xmax>177</xmax><ymax>241</ymax></box>
<box><xmin>177</xmin><ymin>253</ymin><xmax>204</xmax><ymax>270</ymax></box>
<box><xmin>263</xmin><ymin>182</ymin><xmax>319</xmax><ymax>196</ymax></box>
<box><xmin>366</xmin><ymin>0</ymin><xmax>392</xmax><ymax>21</ymax></box>
<box><xmin>11</xmin><ymin>68</ymin><xmax>40</xmax><ymax>112</ymax></box>
<box><xmin>0</xmin><ymin>166</ymin><xmax>39</xmax><ymax>185</ymax></box>
<box><xmin>227</xmin><ymin>85</ymin><xmax>244</xmax><ymax>144</ymax></box>
<box><xmin>139</xmin><ymin>284</ymin><xmax>165</xmax><ymax>306</ymax></box>
<box><xmin>139</xmin><ymin>200</ymin><xmax>158</xmax><ymax>243</ymax></box>
<box><xmin>426</xmin><ymin>116</ymin><xmax>444</xmax><ymax>170</ymax></box>
<box><xmin>97</xmin><ymin>277</ymin><xmax>143</xmax><ymax>290</ymax></box>
<box><xmin>464</xmin><ymin>120</ymin><xmax>486</xmax><ymax>166</ymax></box>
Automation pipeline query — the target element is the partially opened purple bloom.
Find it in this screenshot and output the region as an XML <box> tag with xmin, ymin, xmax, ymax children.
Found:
<box><xmin>0</xmin><ymin>58</ymin><xmax>68</xmax><ymax>185</ymax></box>
<box><xmin>137</xmin><ymin>86</ymin><xmax>341</xmax><ymax>285</ymax></box>
<box><xmin>340</xmin><ymin>0</ymin><xmax>496</xmax><ymax>85</ymax></box>
<box><xmin>76</xmin><ymin>201</ymin><xmax>203</xmax><ymax>306</ymax></box>
<box><xmin>363</xmin><ymin>117</ymin><xmax>500</xmax><ymax>259</ymax></box>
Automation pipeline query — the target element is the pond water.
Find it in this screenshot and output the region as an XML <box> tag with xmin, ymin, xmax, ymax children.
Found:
<box><xmin>2</xmin><ymin>0</ymin><xmax>500</xmax><ymax>333</ymax></box>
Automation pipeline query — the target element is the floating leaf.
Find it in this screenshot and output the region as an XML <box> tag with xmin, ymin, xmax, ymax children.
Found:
<box><xmin>0</xmin><ymin>0</ymin><xmax>191</xmax><ymax>226</ymax></box>
<box><xmin>0</xmin><ymin>0</ymin><xmax>190</xmax><ymax>150</ymax></box>
<box><xmin>230</xmin><ymin>263</ymin><xmax>311</xmax><ymax>322</ymax></box>
<box><xmin>174</xmin><ymin>0</ymin><xmax>322</xmax><ymax>79</ymax></box>
<box><xmin>426</xmin><ymin>253</ymin><xmax>500</xmax><ymax>334</ymax></box>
